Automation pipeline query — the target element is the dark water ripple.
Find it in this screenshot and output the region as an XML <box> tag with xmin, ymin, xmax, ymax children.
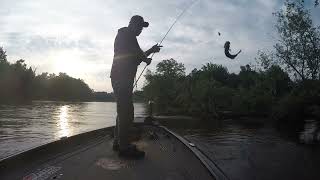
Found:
<box><xmin>1</xmin><ymin>102</ymin><xmax>319</xmax><ymax>180</ymax></box>
<box><xmin>168</xmin><ymin>119</ymin><xmax>320</xmax><ymax>180</ymax></box>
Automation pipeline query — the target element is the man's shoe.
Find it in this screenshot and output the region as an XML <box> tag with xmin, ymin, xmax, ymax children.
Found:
<box><xmin>118</xmin><ymin>145</ymin><xmax>145</xmax><ymax>159</ymax></box>
<box><xmin>113</xmin><ymin>142</ymin><xmax>137</xmax><ymax>151</ymax></box>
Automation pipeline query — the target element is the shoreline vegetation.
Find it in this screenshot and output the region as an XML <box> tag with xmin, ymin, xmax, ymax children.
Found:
<box><xmin>1</xmin><ymin>0</ymin><xmax>319</xmax><ymax>125</ymax></box>
<box><xmin>0</xmin><ymin>52</ymin><xmax>106</xmax><ymax>103</ymax></box>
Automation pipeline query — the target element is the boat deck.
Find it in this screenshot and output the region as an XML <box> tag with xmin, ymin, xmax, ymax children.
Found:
<box><xmin>1</xmin><ymin>124</ymin><xmax>220</xmax><ymax>180</ymax></box>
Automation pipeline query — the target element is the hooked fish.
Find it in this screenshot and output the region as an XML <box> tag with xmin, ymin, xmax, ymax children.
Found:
<box><xmin>224</xmin><ymin>41</ymin><xmax>241</xmax><ymax>59</ymax></box>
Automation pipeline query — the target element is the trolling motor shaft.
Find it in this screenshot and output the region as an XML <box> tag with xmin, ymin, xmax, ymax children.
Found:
<box><xmin>145</xmin><ymin>100</ymin><xmax>155</xmax><ymax>123</ymax></box>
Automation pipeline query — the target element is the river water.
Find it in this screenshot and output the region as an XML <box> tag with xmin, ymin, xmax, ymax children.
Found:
<box><xmin>0</xmin><ymin>101</ymin><xmax>146</xmax><ymax>160</ymax></box>
<box><xmin>0</xmin><ymin>101</ymin><xmax>319</xmax><ymax>180</ymax></box>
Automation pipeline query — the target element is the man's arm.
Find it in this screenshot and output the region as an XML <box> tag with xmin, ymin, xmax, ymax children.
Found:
<box><xmin>144</xmin><ymin>48</ymin><xmax>154</xmax><ymax>57</ymax></box>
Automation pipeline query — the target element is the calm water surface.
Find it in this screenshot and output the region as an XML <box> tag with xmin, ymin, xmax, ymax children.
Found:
<box><xmin>0</xmin><ymin>101</ymin><xmax>146</xmax><ymax>160</ymax></box>
<box><xmin>164</xmin><ymin>119</ymin><xmax>320</xmax><ymax>180</ymax></box>
<box><xmin>0</xmin><ymin>101</ymin><xmax>319</xmax><ymax>180</ymax></box>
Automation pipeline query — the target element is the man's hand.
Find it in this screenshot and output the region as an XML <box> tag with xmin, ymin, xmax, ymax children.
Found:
<box><xmin>144</xmin><ymin>44</ymin><xmax>163</xmax><ymax>57</ymax></box>
<box><xmin>144</xmin><ymin>58</ymin><xmax>152</xmax><ymax>65</ymax></box>
<box><xmin>151</xmin><ymin>44</ymin><xmax>162</xmax><ymax>53</ymax></box>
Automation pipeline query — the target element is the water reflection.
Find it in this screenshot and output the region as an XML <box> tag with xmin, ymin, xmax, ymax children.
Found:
<box><xmin>56</xmin><ymin>105</ymin><xmax>72</xmax><ymax>138</ymax></box>
<box><xmin>165</xmin><ymin>118</ymin><xmax>320</xmax><ymax>180</ymax></box>
<box><xmin>0</xmin><ymin>102</ymin><xmax>146</xmax><ymax>160</ymax></box>
<box><xmin>299</xmin><ymin>119</ymin><xmax>320</xmax><ymax>144</ymax></box>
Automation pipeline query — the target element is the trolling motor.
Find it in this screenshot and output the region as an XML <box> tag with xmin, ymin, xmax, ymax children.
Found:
<box><xmin>145</xmin><ymin>100</ymin><xmax>155</xmax><ymax>123</ymax></box>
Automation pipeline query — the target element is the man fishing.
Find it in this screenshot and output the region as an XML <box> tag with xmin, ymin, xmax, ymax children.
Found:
<box><xmin>110</xmin><ymin>15</ymin><xmax>162</xmax><ymax>158</ymax></box>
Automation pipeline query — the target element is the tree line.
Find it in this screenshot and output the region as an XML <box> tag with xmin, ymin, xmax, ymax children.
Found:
<box><xmin>0</xmin><ymin>48</ymin><xmax>100</xmax><ymax>103</ymax></box>
<box><xmin>142</xmin><ymin>0</ymin><xmax>320</xmax><ymax>123</ymax></box>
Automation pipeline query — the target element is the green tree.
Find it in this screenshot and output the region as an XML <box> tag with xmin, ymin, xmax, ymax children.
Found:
<box><xmin>272</xmin><ymin>0</ymin><xmax>320</xmax><ymax>81</ymax></box>
<box><xmin>200</xmin><ymin>63</ymin><xmax>229</xmax><ymax>85</ymax></box>
<box><xmin>0</xmin><ymin>47</ymin><xmax>7</xmax><ymax>62</ymax></box>
<box><xmin>47</xmin><ymin>73</ymin><xmax>93</xmax><ymax>101</ymax></box>
<box><xmin>156</xmin><ymin>58</ymin><xmax>185</xmax><ymax>77</ymax></box>
<box><xmin>264</xmin><ymin>65</ymin><xmax>291</xmax><ymax>97</ymax></box>
<box><xmin>0</xmin><ymin>56</ymin><xmax>35</xmax><ymax>102</ymax></box>
<box><xmin>238</xmin><ymin>64</ymin><xmax>258</xmax><ymax>89</ymax></box>
<box><xmin>0</xmin><ymin>47</ymin><xmax>9</xmax><ymax>76</ymax></box>
<box><xmin>143</xmin><ymin>59</ymin><xmax>186</xmax><ymax>114</ymax></box>
<box><xmin>0</xmin><ymin>46</ymin><xmax>95</xmax><ymax>103</ymax></box>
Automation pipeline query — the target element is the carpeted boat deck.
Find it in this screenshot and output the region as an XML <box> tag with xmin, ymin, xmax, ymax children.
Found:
<box><xmin>1</xmin><ymin>125</ymin><xmax>215</xmax><ymax>180</ymax></box>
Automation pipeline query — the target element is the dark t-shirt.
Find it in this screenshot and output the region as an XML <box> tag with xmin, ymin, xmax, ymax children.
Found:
<box><xmin>110</xmin><ymin>27</ymin><xmax>145</xmax><ymax>81</ymax></box>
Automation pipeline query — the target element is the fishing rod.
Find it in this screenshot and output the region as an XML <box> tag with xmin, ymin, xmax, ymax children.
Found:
<box><xmin>133</xmin><ymin>0</ymin><xmax>199</xmax><ymax>89</ymax></box>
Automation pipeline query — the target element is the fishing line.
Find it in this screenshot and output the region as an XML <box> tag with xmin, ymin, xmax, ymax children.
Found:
<box><xmin>133</xmin><ymin>0</ymin><xmax>200</xmax><ymax>90</ymax></box>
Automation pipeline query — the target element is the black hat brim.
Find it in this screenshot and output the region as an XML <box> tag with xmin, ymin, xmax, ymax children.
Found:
<box><xmin>142</xmin><ymin>22</ymin><xmax>149</xmax><ymax>28</ymax></box>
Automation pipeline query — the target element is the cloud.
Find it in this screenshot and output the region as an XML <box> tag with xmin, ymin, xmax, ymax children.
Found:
<box><xmin>0</xmin><ymin>0</ymin><xmax>319</xmax><ymax>91</ymax></box>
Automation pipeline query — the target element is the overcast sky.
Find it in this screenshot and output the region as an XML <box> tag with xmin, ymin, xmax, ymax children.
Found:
<box><xmin>1</xmin><ymin>0</ymin><xmax>319</xmax><ymax>92</ymax></box>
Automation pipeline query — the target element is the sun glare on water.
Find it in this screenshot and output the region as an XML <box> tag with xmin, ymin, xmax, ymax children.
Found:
<box><xmin>57</xmin><ymin>105</ymin><xmax>72</xmax><ymax>138</ymax></box>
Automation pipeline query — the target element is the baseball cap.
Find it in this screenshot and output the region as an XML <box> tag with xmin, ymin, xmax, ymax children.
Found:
<box><xmin>130</xmin><ymin>15</ymin><xmax>149</xmax><ymax>28</ymax></box>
